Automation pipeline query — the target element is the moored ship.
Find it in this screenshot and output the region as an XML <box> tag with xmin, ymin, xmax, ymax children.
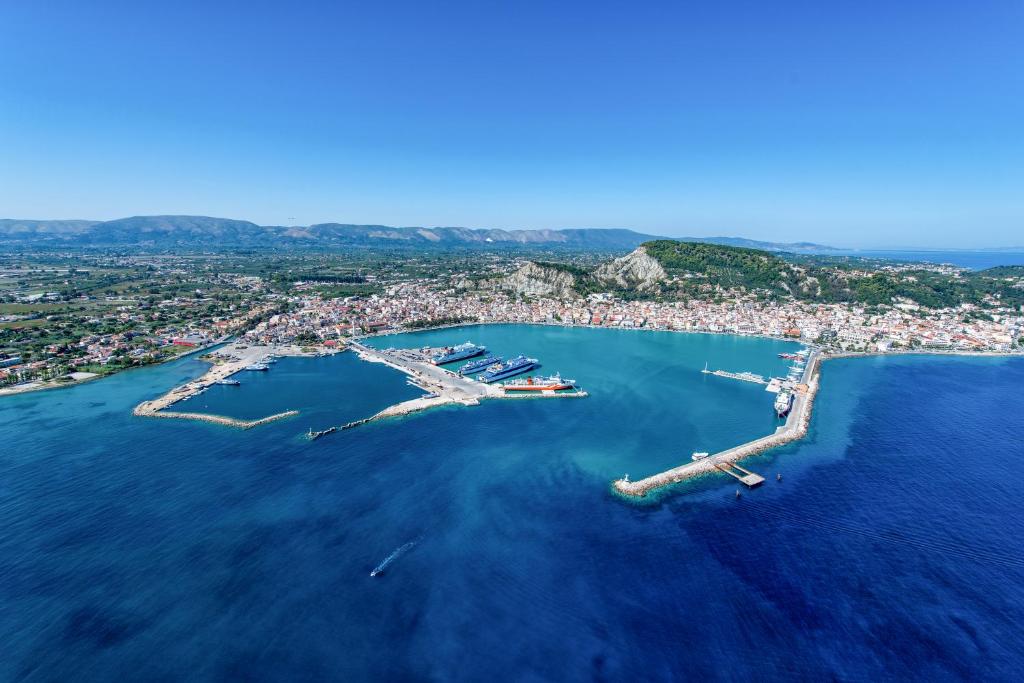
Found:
<box><xmin>501</xmin><ymin>374</ymin><xmax>575</xmax><ymax>391</ymax></box>
<box><xmin>459</xmin><ymin>354</ymin><xmax>501</xmax><ymax>374</ymax></box>
<box><xmin>431</xmin><ymin>342</ymin><xmax>486</xmax><ymax>365</ymax></box>
<box><xmin>480</xmin><ymin>355</ymin><xmax>538</xmax><ymax>383</ymax></box>
<box><xmin>775</xmin><ymin>390</ymin><xmax>794</xmax><ymax>417</ymax></box>
<box><xmin>243</xmin><ymin>363</ymin><xmax>269</xmax><ymax>371</ymax></box>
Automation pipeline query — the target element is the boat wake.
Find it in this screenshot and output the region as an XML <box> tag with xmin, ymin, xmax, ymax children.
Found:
<box><xmin>370</xmin><ymin>539</ymin><xmax>419</xmax><ymax>577</ymax></box>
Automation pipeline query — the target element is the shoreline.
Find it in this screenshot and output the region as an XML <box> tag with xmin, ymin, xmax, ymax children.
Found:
<box><xmin>5</xmin><ymin>320</ymin><xmax>1016</xmax><ymax>401</ymax></box>
<box><xmin>0</xmin><ymin>338</ymin><xmax>230</xmax><ymax>399</ymax></box>
<box><xmin>358</xmin><ymin>320</ymin><xmax>1022</xmax><ymax>359</ymax></box>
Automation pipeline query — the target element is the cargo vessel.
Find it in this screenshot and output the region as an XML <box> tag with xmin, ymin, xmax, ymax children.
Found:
<box><xmin>459</xmin><ymin>354</ymin><xmax>501</xmax><ymax>374</ymax></box>
<box><xmin>501</xmin><ymin>374</ymin><xmax>575</xmax><ymax>391</ymax></box>
<box><xmin>480</xmin><ymin>355</ymin><xmax>538</xmax><ymax>383</ymax></box>
<box><xmin>774</xmin><ymin>390</ymin><xmax>794</xmax><ymax>417</ymax></box>
<box><xmin>431</xmin><ymin>342</ymin><xmax>486</xmax><ymax>365</ymax></box>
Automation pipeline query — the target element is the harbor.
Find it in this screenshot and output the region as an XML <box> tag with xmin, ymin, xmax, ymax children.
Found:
<box><xmin>613</xmin><ymin>348</ymin><xmax>822</xmax><ymax>498</ymax></box>
<box><xmin>311</xmin><ymin>340</ymin><xmax>587</xmax><ymax>435</ymax></box>
<box><xmin>133</xmin><ymin>342</ymin><xmax>337</xmax><ymax>427</ymax></box>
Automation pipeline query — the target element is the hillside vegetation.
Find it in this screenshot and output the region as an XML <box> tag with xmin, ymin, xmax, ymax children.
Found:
<box><xmin>497</xmin><ymin>240</ymin><xmax>1024</xmax><ymax>310</ymax></box>
<box><xmin>642</xmin><ymin>240</ymin><xmax>798</xmax><ymax>291</ymax></box>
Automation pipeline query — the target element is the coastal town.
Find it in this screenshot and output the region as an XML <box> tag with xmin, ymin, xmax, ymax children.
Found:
<box><xmin>3</xmin><ymin>249</ymin><xmax>1023</xmax><ymax>395</ymax></box>
<box><xmin>247</xmin><ymin>276</ymin><xmax>1024</xmax><ymax>355</ymax></box>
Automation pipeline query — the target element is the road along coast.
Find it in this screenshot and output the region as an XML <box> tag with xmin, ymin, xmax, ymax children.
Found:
<box><xmin>612</xmin><ymin>349</ymin><xmax>823</xmax><ymax>498</ymax></box>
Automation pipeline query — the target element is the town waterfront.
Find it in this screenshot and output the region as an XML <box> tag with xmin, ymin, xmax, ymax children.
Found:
<box><xmin>2</xmin><ymin>325</ymin><xmax>1024</xmax><ymax>679</ymax></box>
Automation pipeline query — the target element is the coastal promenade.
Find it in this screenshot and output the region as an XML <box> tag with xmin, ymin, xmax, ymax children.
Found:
<box><xmin>613</xmin><ymin>349</ymin><xmax>822</xmax><ymax>498</ymax></box>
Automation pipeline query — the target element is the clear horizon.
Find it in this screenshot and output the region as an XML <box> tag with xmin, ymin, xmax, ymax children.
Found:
<box><xmin>2</xmin><ymin>1</ymin><xmax>1022</xmax><ymax>249</ymax></box>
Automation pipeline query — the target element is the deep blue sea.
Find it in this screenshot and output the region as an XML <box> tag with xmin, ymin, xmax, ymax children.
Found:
<box><xmin>2</xmin><ymin>325</ymin><xmax>1023</xmax><ymax>681</ymax></box>
<box><xmin>832</xmin><ymin>250</ymin><xmax>1024</xmax><ymax>270</ymax></box>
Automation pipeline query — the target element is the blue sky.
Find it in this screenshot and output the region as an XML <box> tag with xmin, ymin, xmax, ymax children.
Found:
<box><xmin>1</xmin><ymin>1</ymin><xmax>1022</xmax><ymax>247</ymax></box>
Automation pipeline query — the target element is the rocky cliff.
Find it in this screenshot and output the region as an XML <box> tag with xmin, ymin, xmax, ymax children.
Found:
<box><xmin>593</xmin><ymin>246</ymin><xmax>668</xmax><ymax>291</ymax></box>
<box><xmin>499</xmin><ymin>262</ymin><xmax>583</xmax><ymax>298</ymax></box>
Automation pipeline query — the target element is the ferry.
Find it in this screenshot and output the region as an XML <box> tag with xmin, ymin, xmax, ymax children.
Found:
<box><xmin>480</xmin><ymin>355</ymin><xmax>539</xmax><ymax>383</ymax></box>
<box><xmin>431</xmin><ymin>342</ymin><xmax>486</xmax><ymax>365</ymax></box>
<box><xmin>244</xmin><ymin>363</ymin><xmax>269</xmax><ymax>371</ymax></box>
<box><xmin>775</xmin><ymin>391</ymin><xmax>794</xmax><ymax>417</ymax></box>
<box><xmin>691</xmin><ymin>451</ymin><xmax>710</xmax><ymax>461</ymax></box>
<box><xmin>215</xmin><ymin>378</ymin><xmax>240</xmax><ymax>386</ymax></box>
<box><xmin>501</xmin><ymin>374</ymin><xmax>576</xmax><ymax>391</ymax></box>
<box><xmin>459</xmin><ymin>354</ymin><xmax>501</xmax><ymax>375</ymax></box>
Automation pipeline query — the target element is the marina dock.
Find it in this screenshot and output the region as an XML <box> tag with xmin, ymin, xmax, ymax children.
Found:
<box><xmin>132</xmin><ymin>342</ymin><xmax>327</xmax><ymax>427</ymax></box>
<box><xmin>614</xmin><ymin>349</ymin><xmax>821</xmax><ymax>498</ymax></box>
<box><xmin>701</xmin><ymin>367</ymin><xmax>768</xmax><ymax>385</ymax></box>
<box><xmin>715</xmin><ymin>461</ymin><xmax>765</xmax><ymax>487</ymax></box>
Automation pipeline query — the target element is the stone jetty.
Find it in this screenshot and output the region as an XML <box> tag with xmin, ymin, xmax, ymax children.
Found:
<box><xmin>135</xmin><ymin>408</ymin><xmax>298</xmax><ymax>429</ymax></box>
<box><xmin>131</xmin><ymin>341</ymin><xmax>323</xmax><ymax>428</ymax></box>
<box><xmin>613</xmin><ymin>350</ymin><xmax>823</xmax><ymax>498</ymax></box>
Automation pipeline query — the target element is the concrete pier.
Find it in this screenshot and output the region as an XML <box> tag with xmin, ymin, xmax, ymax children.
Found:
<box><xmin>613</xmin><ymin>350</ymin><xmax>822</xmax><ymax>498</ymax></box>
<box><xmin>716</xmin><ymin>461</ymin><xmax>766</xmax><ymax>487</ymax></box>
<box><xmin>305</xmin><ymin>341</ymin><xmax>586</xmax><ymax>437</ymax></box>
<box><xmin>701</xmin><ymin>368</ymin><xmax>768</xmax><ymax>385</ymax></box>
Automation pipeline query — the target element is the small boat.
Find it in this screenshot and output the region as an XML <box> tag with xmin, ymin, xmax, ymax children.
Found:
<box><xmin>691</xmin><ymin>451</ymin><xmax>710</xmax><ymax>461</ymax></box>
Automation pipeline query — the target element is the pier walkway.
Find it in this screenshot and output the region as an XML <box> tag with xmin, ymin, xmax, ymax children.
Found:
<box><xmin>701</xmin><ymin>368</ymin><xmax>768</xmax><ymax>384</ymax></box>
<box><xmin>614</xmin><ymin>349</ymin><xmax>821</xmax><ymax>498</ymax></box>
<box><xmin>715</xmin><ymin>462</ymin><xmax>766</xmax><ymax>487</ymax></box>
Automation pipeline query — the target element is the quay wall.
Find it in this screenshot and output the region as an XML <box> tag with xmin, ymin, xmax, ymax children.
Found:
<box><xmin>612</xmin><ymin>351</ymin><xmax>823</xmax><ymax>498</ymax></box>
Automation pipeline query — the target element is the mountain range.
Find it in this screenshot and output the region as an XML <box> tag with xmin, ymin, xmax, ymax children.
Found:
<box><xmin>0</xmin><ymin>215</ymin><xmax>838</xmax><ymax>253</ymax></box>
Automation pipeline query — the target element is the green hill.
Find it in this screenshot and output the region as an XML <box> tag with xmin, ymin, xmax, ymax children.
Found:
<box><xmin>641</xmin><ymin>240</ymin><xmax>800</xmax><ymax>292</ymax></box>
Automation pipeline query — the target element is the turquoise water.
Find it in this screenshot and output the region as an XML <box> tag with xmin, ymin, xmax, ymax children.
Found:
<box><xmin>1</xmin><ymin>325</ymin><xmax>1023</xmax><ymax>680</ymax></box>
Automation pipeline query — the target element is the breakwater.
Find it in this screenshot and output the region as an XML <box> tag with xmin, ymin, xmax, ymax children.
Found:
<box><xmin>613</xmin><ymin>350</ymin><xmax>822</xmax><ymax>498</ymax></box>
<box><xmin>323</xmin><ymin>341</ymin><xmax>588</xmax><ymax>436</ymax></box>
<box><xmin>135</xmin><ymin>407</ymin><xmax>299</xmax><ymax>429</ymax></box>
